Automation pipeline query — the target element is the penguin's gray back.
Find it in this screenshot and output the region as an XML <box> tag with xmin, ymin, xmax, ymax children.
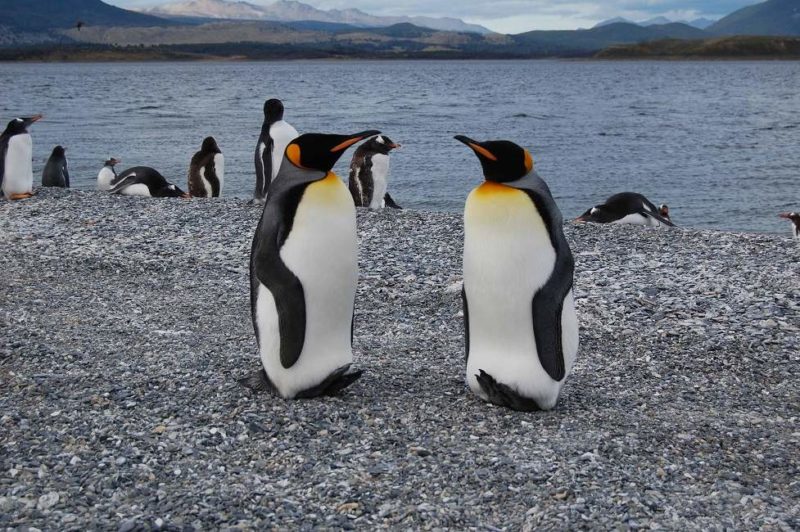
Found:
<box><xmin>42</xmin><ymin>150</ymin><xmax>69</xmax><ymax>188</ymax></box>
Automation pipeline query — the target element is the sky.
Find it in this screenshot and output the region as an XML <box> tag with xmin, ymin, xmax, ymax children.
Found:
<box><xmin>108</xmin><ymin>0</ymin><xmax>761</xmax><ymax>33</ymax></box>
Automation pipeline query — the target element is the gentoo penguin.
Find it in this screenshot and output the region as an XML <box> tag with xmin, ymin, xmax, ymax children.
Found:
<box><xmin>240</xmin><ymin>129</ymin><xmax>380</xmax><ymax>399</ymax></box>
<box><xmin>188</xmin><ymin>136</ymin><xmax>224</xmax><ymax>198</ymax></box>
<box><xmin>659</xmin><ymin>204</ymin><xmax>671</xmax><ymax>223</ymax></box>
<box><xmin>348</xmin><ymin>134</ymin><xmax>402</xmax><ymax>209</ymax></box>
<box><xmin>41</xmin><ymin>145</ymin><xmax>70</xmax><ymax>188</ymax></box>
<box><xmin>97</xmin><ymin>158</ymin><xmax>121</xmax><ymax>191</ymax></box>
<box><xmin>456</xmin><ymin>135</ymin><xmax>579</xmax><ymax>412</ymax></box>
<box><xmin>576</xmin><ymin>192</ymin><xmax>674</xmax><ymax>227</ymax></box>
<box><xmin>108</xmin><ymin>167</ymin><xmax>189</xmax><ymax>198</ymax></box>
<box><xmin>254</xmin><ymin>98</ymin><xmax>298</xmax><ymax>203</ymax></box>
<box><xmin>0</xmin><ymin>114</ymin><xmax>42</xmax><ymax>200</ymax></box>
<box><xmin>779</xmin><ymin>212</ymin><xmax>800</xmax><ymax>238</ymax></box>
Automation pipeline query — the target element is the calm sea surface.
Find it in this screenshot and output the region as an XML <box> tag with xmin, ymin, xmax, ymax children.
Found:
<box><xmin>1</xmin><ymin>60</ymin><xmax>798</xmax><ymax>233</ymax></box>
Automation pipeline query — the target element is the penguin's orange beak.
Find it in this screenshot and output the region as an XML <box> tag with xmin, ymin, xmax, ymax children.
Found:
<box><xmin>778</xmin><ymin>212</ymin><xmax>792</xmax><ymax>220</ymax></box>
<box><xmin>29</xmin><ymin>114</ymin><xmax>43</xmax><ymax>123</ymax></box>
<box><xmin>330</xmin><ymin>130</ymin><xmax>382</xmax><ymax>153</ymax></box>
<box><xmin>389</xmin><ymin>142</ymin><xmax>402</xmax><ymax>149</ymax></box>
<box><xmin>454</xmin><ymin>135</ymin><xmax>497</xmax><ymax>161</ymax></box>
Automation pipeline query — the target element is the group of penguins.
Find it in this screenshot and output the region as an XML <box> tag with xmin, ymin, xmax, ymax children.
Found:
<box><xmin>2</xmin><ymin>99</ymin><xmax>799</xmax><ymax>412</ymax></box>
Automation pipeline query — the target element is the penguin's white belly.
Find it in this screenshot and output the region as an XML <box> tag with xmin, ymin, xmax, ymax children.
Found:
<box><xmin>3</xmin><ymin>134</ymin><xmax>33</xmax><ymax>196</ymax></box>
<box><xmin>368</xmin><ymin>154</ymin><xmax>389</xmax><ymax>209</ymax></box>
<box><xmin>119</xmin><ymin>184</ymin><xmax>151</xmax><ymax>197</ymax></box>
<box><xmin>613</xmin><ymin>213</ymin><xmax>655</xmax><ymax>226</ymax></box>
<box><xmin>463</xmin><ymin>182</ymin><xmax>572</xmax><ymax>410</ymax></box>
<box><xmin>214</xmin><ymin>154</ymin><xmax>224</xmax><ymax>196</ymax></box>
<box><xmin>270</xmin><ymin>121</ymin><xmax>299</xmax><ymax>182</ymax></box>
<box><xmin>97</xmin><ymin>167</ymin><xmax>115</xmax><ymax>191</ymax></box>
<box><xmin>257</xmin><ymin>173</ymin><xmax>357</xmax><ymax>398</ymax></box>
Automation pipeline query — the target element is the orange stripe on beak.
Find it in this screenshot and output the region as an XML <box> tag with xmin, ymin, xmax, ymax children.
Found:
<box><xmin>469</xmin><ymin>143</ymin><xmax>497</xmax><ymax>161</ymax></box>
<box><xmin>330</xmin><ymin>136</ymin><xmax>364</xmax><ymax>153</ymax></box>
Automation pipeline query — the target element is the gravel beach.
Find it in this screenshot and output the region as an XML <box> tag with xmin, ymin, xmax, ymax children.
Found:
<box><xmin>1</xmin><ymin>189</ymin><xmax>798</xmax><ymax>530</ymax></box>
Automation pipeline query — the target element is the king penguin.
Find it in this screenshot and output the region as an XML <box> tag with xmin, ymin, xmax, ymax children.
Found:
<box><xmin>240</xmin><ymin>129</ymin><xmax>380</xmax><ymax>399</ymax></box>
<box><xmin>456</xmin><ymin>135</ymin><xmax>579</xmax><ymax>411</ymax></box>
<box><xmin>188</xmin><ymin>136</ymin><xmax>224</xmax><ymax>198</ymax></box>
<box><xmin>576</xmin><ymin>192</ymin><xmax>674</xmax><ymax>227</ymax></box>
<box><xmin>348</xmin><ymin>134</ymin><xmax>402</xmax><ymax>209</ymax></box>
<box><xmin>97</xmin><ymin>158</ymin><xmax>121</xmax><ymax>191</ymax></box>
<box><xmin>1</xmin><ymin>114</ymin><xmax>42</xmax><ymax>200</ymax></box>
<box><xmin>42</xmin><ymin>145</ymin><xmax>70</xmax><ymax>188</ymax></box>
<box><xmin>254</xmin><ymin>98</ymin><xmax>298</xmax><ymax>203</ymax></box>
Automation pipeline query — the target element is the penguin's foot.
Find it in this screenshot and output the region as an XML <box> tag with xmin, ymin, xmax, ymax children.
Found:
<box><xmin>237</xmin><ymin>368</ymin><xmax>278</xmax><ymax>394</ymax></box>
<box><xmin>295</xmin><ymin>364</ymin><xmax>363</xmax><ymax>399</ymax></box>
<box><xmin>475</xmin><ymin>370</ymin><xmax>542</xmax><ymax>412</ymax></box>
<box><xmin>8</xmin><ymin>192</ymin><xmax>34</xmax><ymax>200</ymax></box>
<box><xmin>249</xmin><ymin>198</ymin><xmax>266</xmax><ymax>206</ymax></box>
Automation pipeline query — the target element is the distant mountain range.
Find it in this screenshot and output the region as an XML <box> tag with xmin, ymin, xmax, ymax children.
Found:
<box><xmin>140</xmin><ymin>0</ymin><xmax>493</xmax><ymax>34</ymax></box>
<box><xmin>594</xmin><ymin>16</ymin><xmax>717</xmax><ymax>30</ymax></box>
<box><xmin>1</xmin><ymin>0</ymin><xmax>799</xmax><ymax>58</ymax></box>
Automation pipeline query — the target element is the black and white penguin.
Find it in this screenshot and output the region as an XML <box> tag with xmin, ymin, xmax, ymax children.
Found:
<box><xmin>348</xmin><ymin>134</ymin><xmax>402</xmax><ymax>209</ymax></box>
<box><xmin>97</xmin><ymin>157</ymin><xmax>121</xmax><ymax>191</ymax></box>
<box><xmin>240</xmin><ymin>129</ymin><xmax>380</xmax><ymax>399</ymax></box>
<box><xmin>456</xmin><ymin>135</ymin><xmax>579</xmax><ymax>412</ymax></box>
<box><xmin>108</xmin><ymin>166</ymin><xmax>189</xmax><ymax>198</ymax></box>
<box><xmin>188</xmin><ymin>136</ymin><xmax>224</xmax><ymax>198</ymax></box>
<box><xmin>576</xmin><ymin>192</ymin><xmax>674</xmax><ymax>227</ymax></box>
<box><xmin>254</xmin><ymin>98</ymin><xmax>298</xmax><ymax>203</ymax></box>
<box><xmin>41</xmin><ymin>145</ymin><xmax>70</xmax><ymax>188</ymax></box>
<box><xmin>659</xmin><ymin>204</ymin><xmax>671</xmax><ymax>223</ymax></box>
<box><xmin>0</xmin><ymin>114</ymin><xmax>42</xmax><ymax>200</ymax></box>
<box><xmin>779</xmin><ymin>212</ymin><xmax>800</xmax><ymax>238</ymax></box>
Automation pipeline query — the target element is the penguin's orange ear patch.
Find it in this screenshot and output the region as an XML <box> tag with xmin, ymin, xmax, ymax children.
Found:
<box><xmin>524</xmin><ymin>150</ymin><xmax>533</xmax><ymax>173</ymax></box>
<box><xmin>469</xmin><ymin>143</ymin><xmax>497</xmax><ymax>161</ymax></box>
<box><xmin>286</xmin><ymin>144</ymin><xmax>303</xmax><ymax>167</ymax></box>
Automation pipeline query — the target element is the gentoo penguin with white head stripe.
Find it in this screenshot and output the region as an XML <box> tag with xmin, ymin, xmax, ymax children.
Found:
<box><xmin>1</xmin><ymin>114</ymin><xmax>42</xmax><ymax>200</ymax></box>
<box><xmin>97</xmin><ymin>158</ymin><xmax>121</xmax><ymax>191</ymax></box>
<box><xmin>457</xmin><ymin>135</ymin><xmax>579</xmax><ymax>411</ymax></box>
<box><xmin>42</xmin><ymin>145</ymin><xmax>70</xmax><ymax>188</ymax></box>
<box><xmin>348</xmin><ymin>134</ymin><xmax>402</xmax><ymax>209</ymax></box>
<box><xmin>576</xmin><ymin>192</ymin><xmax>674</xmax><ymax>227</ymax></box>
<box><xmin>779</xmin><ymin>212</ymin><xmax>800</xmax><ymax>238</ymax></box>
<box><xmin>240</xmin><ymin>129</ymin><xmax>380</xmax><ymax>399</ymax></box>
<box><xmin>659</xmin><ymin>204</ymin><xmax>671</xmax><ymax>223</ymax></box>
<box><xmin>109</xmin><ymin>166</ymin><xmax>189</xmax><ymax>198</ymax></box>
<box><xmin>254</xmin><ymin>98</ymin><xmax>298</xmax><ymax>203</ymax></box>
<box><xmin>188</xmin><ymin>136</ymin><xmax>224</xmax><ymax>198</ymax></box>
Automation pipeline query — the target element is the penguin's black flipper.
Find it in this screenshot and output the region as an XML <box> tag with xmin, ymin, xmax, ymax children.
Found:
<box><xmin>295</xmin><ymin>364</ymin><xmax>363</xmax><ymax>399</ymax></box>
<box><xmin>383</xmin><ymin>193</ymin><xmax>402</xmax><ymax>210</ymax></box>
<box><xmin>238</xmin><ymin>368</ymin><xmax>278</xmax><ymax>394</ymax></box>
<box><xmin>641</xmin><ymin>210</ymin><xmax>675</xmax><ymax>227</ymax></box>
<box><xmin>63</xmin><ymin>164</ymin><xmax>70</xmax><ymax>188</ymax></box>
<box><xmin>475</xmin><ymin>370</ymin><xmax>542</xmax><ymax>412</ymax></box>
<box><xmin>0</xmin><ymin>134</ymin><xmax>8</xmax><ymax>194</ymax></box>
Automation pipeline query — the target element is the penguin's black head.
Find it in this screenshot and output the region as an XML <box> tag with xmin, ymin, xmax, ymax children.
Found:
<box><xmin>51</xmin><ymin>145</ymin><xmax>66</xmax><ymax>157</ymax></box>
<box><xmin>659</xmin><ymin>204</ymin><xmax>670</xmax><ymax>219</ymax></box>
<box><xmin>156</xmin><ymin>183</ymin><xmax>190</xmax><ymax>199</ymax></box>
<box><xmin>264</xmin><ymin>99</ymin><xmax>284</xmax><ymax>121</ymax></box>
<box><xmin>286</xmin><ymin>130</ymin><xmax>381</xmax><ymax>173</ymax></box>
<box><xmin>575</xmin><ymin>206</ymin><xmax>614</xmax><ymax>223</ymax></box>
<box><xmin>104</xmin><ymin>157</ymin><xmax>121</xmax><ymax>167</ymax></box>
<box><xmin>779</xmin><ymin>212</ymin><xmax>800</xmax><ymax>225</ymax></box>
<box><xmin>454</xmin><ymin>135</ymin><xmax>533</xmax><ymax>183</ymax></box>
<box><xmin>3</xmin><ymin>114</ymin><xmax>43</xmax><ymax>136</ymax></box>
<box><xmin>361</xmin><ymin>135</ymin><xmax>401</xmax><ymax>155</ymax></box>
<box><xmin>201</xmin><ymin>136</ymin><xmax>221</xmax><ymax>154</ymax></box>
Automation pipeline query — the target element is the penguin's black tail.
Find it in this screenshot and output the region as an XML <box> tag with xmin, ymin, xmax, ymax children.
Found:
<box><xmin>295</xmin><ymin>364</ymin><xmax>363</xmax><ymax>399</ymax></box>
<box><xmin>475</xmin><ymin>370</ymin><xmax>542</xmax><ymax>412</ymax></box>
<box><xmin>237</xmin><ymin>368</ymin><xmax>277</xmax><ymax>394</ymax></box>
<box><xmin>384</xmin><ymin>193</ymin><xmax>403</xmax><ymax>210</ymax></box>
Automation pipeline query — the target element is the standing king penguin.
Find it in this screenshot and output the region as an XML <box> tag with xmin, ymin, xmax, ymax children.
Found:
<box><xmin>42</xmin><ymin>145</ymin><xmax>70</xmax><ymax>188</ymax></box>
<box><xmin>348</xmin><ymin>134</ymin><xmax>402</xmax><ymax>209</ymax></box>
<box><xmin>456</xmin><ymin>135</ymin><xmax>579</xmax><ymax>411</ymax></box>
<box><xmin>241</xmin><ymin>129</ymin><xmax>380</xmax><ymax>399</ymax></box>
<box><xmin>254</xmin><ymin>98</ymin><xmax>298</xmax><ymax>203</ymax></box>
<box><xmin>1</xmin><ymin>114</ymin><xmax>42</xmax><ymax>200</ymax></box>
<box><xmin>188</xmin><ymin>136</ymin><xmax>224</xmax><ymax>198</ymax></box>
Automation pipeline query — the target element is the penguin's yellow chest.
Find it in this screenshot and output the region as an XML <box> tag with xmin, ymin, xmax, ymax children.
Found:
<box><xmin>302</xmin><ymin>172</ymin><xmax>352</xmax><ymax>207</ymax></box>
<box><xmin>465</xmin><ymin>181</ymin><xmax>546</xmax><ymax>233</ymax></box>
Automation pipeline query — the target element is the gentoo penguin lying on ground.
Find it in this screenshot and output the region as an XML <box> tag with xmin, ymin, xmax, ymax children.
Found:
<box><xmin>240</xmin><ymin>129</ymin><xmax>380</xmax><ymax>399</ymax></box>
<box><xmin>1</xmin><ymin>114</ymin><xmax>42</xmax><ymax>200</ymax></box>
<box><xmin>109</xmin><ymin>166</ymin><xmax>189</xmax><ymax>198</ymax></box>
<box><xmin>97</xmin><ymin>158</ymin><xmax>121</xmax><ymax>191</ymax></box>
<box><xmin>659</xmin><ymin>204</ymin><xmax>671</xmax><ymax>223</ymax></box>
<box><xmin>42</xmin><ymin>145</ymin><xmax>69</xmax><ymax>188</ymax></box>
<box><xmin>188</xmin><ymin>136</ymin><xmax>224</xmax><ymax>198</ymax></box>
<box><xmin>348</xmin><ymin>134</ymin><xmax>402</xmax><ymax>209</ymax></box>
<box><xmin>576</xmin><ymin>192</ymin><xmax>674</xmax><ymax>227</ymax></box>
<box><xmin>779</xmin><ymin>212</ymin><xmax>800</xmax><ymax>238</ymax></box>
<box><xmin>254</xmin><ymin>98</ymin><xmax>298</xmax><ymax>203</ymax></box>
<box><xmin>456</xmin><ymin>135</ymin><xmax>579</xmax><ymax>412</ymax></box>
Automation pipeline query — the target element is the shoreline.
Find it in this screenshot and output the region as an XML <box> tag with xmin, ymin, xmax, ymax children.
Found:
<box><xmin>1</xmin><ymin>189</ymin><xmax>797</xmax><ymax>529</ymax></box>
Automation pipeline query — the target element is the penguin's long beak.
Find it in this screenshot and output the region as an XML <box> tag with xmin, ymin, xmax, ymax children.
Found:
<box><xmin>331</xmin><ymin>130</ymin><xmax>382</xmax><ymax>153</ymax></box>
<box><xmin>389</xmin><ymin>142</ymin><xmax>402</xmax><ymax>149</ymax></box>
<box><xmin>454</xmin><ymin>135</ymin><xmax>497</xmax><ymax>161</ymax></box>
<box><xmin>24</xmin><ymin>114</ymin><xmax>43</xmax><ymax>126</ymax></box>
<box><xmin>574</xmin><ymin>216</ymin><xmax>588</xmax><ymax>223</ymax></box>
<box><xmin>778</xmin><ymin>212</ymin><xmax>792</xmax><ymax>220</ymax></box>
